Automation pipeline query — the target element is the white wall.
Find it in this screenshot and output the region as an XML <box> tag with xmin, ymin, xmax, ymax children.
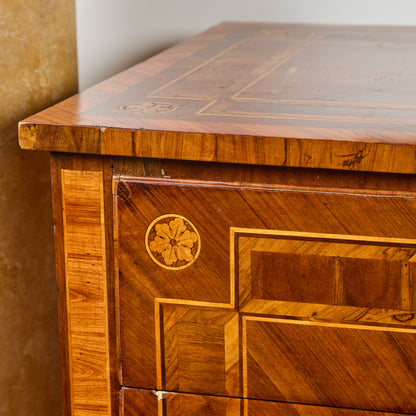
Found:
<box><xmin>76</xmin><ymin>0</ymin><xmax>416</xmax><ymax>91</ymax></box>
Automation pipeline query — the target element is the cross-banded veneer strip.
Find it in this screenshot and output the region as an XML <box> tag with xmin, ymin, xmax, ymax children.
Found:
<box><xmin>62</xmin><ymin>169</ymin><xmax>111</xmax><ymax>416</ymax></box>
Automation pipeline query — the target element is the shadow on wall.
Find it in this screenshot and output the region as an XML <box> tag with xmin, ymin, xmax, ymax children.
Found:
<box><xmin>0</xmin><ymin>1</ymin><xmax>78</xmax><ymax>415</ymax></box>
<box><xmin>80</xmin><ymin>37</ymin><xmax>184</xmax><ymax>91</ymax></box>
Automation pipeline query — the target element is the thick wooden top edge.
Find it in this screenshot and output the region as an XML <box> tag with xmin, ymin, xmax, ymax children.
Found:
<box><xmin>18</xmin><ymin>122</ymin><xmax>416</xmax><ymax>174</ymax></box>
<box><xmin>19</xmin><ymin>22</ymin><xmax>416</xmax><ymax>173</ymax></box>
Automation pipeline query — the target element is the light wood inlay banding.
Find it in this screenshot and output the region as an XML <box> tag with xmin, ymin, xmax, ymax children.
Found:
<box><xmin>233</xmin><ymin>228</ymin><xmax>416</xmax><ymax>312</ymax></box>
<box><xmin>62</xmin><ymin>169</ymin><xmax>111</xmax><ymax>416</ymax></box>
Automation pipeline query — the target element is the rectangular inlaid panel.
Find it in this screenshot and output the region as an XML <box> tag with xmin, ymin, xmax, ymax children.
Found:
<box><xmin>342</xmin><ymin>257</ymin><xmax>403</xmax><ymax>309</ymax></box>
<box><xmin>250</xmin><ymin>251</ymin><xmax>335</xmax><ymax>304</ymax></box>
<box><xmin>161</xmin><ymin>303</ymin><xmax>239</xmax><ymax>396</ymax></box>
<box><xmin>244</xmin><ymin>317</ymin><xmax>416</xmax><ymax>413</ymax></box>
<box><xmin>62</xmin><ymin>170</ymin><xmax>110</xmax><ymax>416</ymax></box>
<box><xmin>122</xmin><ymin>388</ymin><xmax>413</xmax><ymax>416</ymax></box>
<box><xmin>237</xmin><ymin>231</ymin><xmax>416</xmax><ymax>311</ymax></box>
<box><xmin>116</xmin><ymin>178</ymin><xmax>416</xmax><ymax>414</ymax></box>
<box><xmin>250</xmin><ymin>251</ymin><xmax>404</xmax><ymax>309</ymax></box>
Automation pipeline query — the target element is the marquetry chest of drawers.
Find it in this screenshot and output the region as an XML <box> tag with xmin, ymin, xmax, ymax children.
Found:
<box><xmin>19</xmin><ymin>22</ymin><xmax>416</xmax><ymax>416</ymax></box>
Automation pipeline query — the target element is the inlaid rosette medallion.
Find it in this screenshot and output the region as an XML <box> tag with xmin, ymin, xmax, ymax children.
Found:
<box><xmin>145</xmin><ymin>214</ymin><xmax>201</xmax><ymax>270</ymax></box>
<box><xmin>117</xmin><ymin>102</ymin><xmax>177</xmax><ymax>113</ymax></box>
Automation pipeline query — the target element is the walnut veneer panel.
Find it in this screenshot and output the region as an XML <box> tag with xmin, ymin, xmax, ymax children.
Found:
<box><xmin>116</xmin><ymin>178</ymin><xmax>416</xmax><ymax>413</ymax></box>
<box><xmin>250</xmin><ymin>251</ymin><xmax>335</xmax><ymax>304</ymax></box>
<box><xmin>245</xmin><ymin>400</ymin><xmax>411</xmax><ymax>416</ymax></box>
<box><xmin>122</xmin><ymin>389</ymin><xmax>240</xmax><ymax>416</ymax></box>
<box><xmin>162</xmin><ymin>305</ymin><xmax>239</xmax><ymax>396</ymax></box>
<box><xmin>244</xmin><ymin>318</ymin><xmax>416</xmax><ymax>412</ymax></box>
<box><xmin>19</xmin><ymin>23</ymin><xmax>416</xmax><ymax>173</ymax></box>
<box><xmin>122</xmin><ymin>389</ymin><xmax>158</xmax><ymax>416</ymax></box>
<box><xmin>239</xmin><ymin>233</ymin><xmax>416</xmax><ymax>310</ymax></box>
<box><xmin>122</xmin><ymin>388</ymin><xmax>411</xmax><ymax>416</ymax></box>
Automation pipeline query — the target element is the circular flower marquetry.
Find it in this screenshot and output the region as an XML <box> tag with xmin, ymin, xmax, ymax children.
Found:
<box><xmin>145</xmin><ymin>214</ymin><xmax>201</xmax><ymax>270</ymax></box>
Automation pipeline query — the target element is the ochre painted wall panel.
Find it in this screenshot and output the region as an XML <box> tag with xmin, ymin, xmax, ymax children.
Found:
<box><xmin>0</xmin><ymin>1</ymin><xmax>77</xmax><ymax>415</ymax></box>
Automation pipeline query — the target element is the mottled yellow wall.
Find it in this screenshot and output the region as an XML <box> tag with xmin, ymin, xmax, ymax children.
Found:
<box><xmin>0</xmin><ymin>1</ymin><xmax>77</xmax><ymax>415</ymax></box>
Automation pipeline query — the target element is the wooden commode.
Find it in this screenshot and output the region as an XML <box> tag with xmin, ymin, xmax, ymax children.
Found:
<box><xmin>19</xmin><ymin>22</ymin><xmax>416</xmax><ymax>415</ymax></box>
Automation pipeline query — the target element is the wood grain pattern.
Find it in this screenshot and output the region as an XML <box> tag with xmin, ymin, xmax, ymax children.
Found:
<box><xmin>116</xmin><ymin>177</ymin><xmax>416</xmax><ymax>414</ymax></box>
<box><xmin>342</xmin><ymin>257</ymin><xmax>403</xmax><ymax>309</ymax></box>
<box><xmin>122</xmin><ymin>388</ymin><xmax>412</xmax><ymax>416</ymax></box>
<box><xmin>121</xmin><ymin>389</ymin><xmax>158</xmax><ymax>416</ymax></box>
<box><xmin>234</xmin><ymin>229</ymin><xmax>416</xmax><ymax>310</ymax></box>
<box><xmin>123</xmin><ymin>389</ymin><xmax>241</xmax><ymax>416</ymax></box>
<box><xmin>240</xmin><ymin>299</ymin><xmax>416</xmax><ymax>327</ymax></box>
<box><xmin>161</xmin><ymin>304</ymin><xmax>239</xmax><ymax>396</ymax></box>
<box><xmin>245</xmin><ymin>398</ymin><xmax>413</xmax><ymax>416</ymax></box>
<box><xmin>62</xmin><ymin>170</ymin><xmax>111</xmax><ymax>416</ymax></box>
<box><xmin>250</xmin><ymin>251</ymin><xmax>335</xmax><ymax>304</ymax></box>
<box><xmin>19</xmin><ymin>23</ymin><xmax>416</xmax><ymax>173</ymax></box>
<box><xmin>244</xmin><ymin>317</ymin><xmax>416</xmax><ymax>413</ymax></box>
<box><xmin>52</xmin><ymin>154</ymin><xmax>121</xmax><ymax>416</ymax></box>
<box><xmin>155</xmin><ymin>158</ymin><xmax>416</xmax><ymax>197</ymax></box>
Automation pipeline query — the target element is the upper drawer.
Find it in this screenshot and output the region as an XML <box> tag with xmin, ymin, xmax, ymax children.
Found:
<box><xmin>115</xmin><ymin>177</ymin><xmax>416</xmax><ymax>414</ymax></box>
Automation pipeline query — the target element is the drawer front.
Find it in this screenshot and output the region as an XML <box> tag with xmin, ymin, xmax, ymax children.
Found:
<box><xmin>115</xmin><ymin>178</ymin><xmax>416</xmax><ymax>413</ymax></box>
<box><xmin>122</xmin><ymin>388</ymin><xmax>415</xmax><ymax>416</ymax></box>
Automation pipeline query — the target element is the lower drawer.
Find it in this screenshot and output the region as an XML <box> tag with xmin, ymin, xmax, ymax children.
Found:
<box><xmin>122</xmin><ymin>388</ymin><xmax>415</xmax><ymax>416</ymax></box>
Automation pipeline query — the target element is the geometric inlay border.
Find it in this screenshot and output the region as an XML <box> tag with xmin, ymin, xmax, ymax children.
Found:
<box><xmin>232</xmin><ymin>227</ymin><xmax>416</xmax><ymax>402</ymax></box>
<box><xmin>232</xmin><ymin>227</ymin><xmax>416</xmax><ymax>313</ymax></box>
<box><xmin>151</xmin><ymin>226</ymin><xmax>416</xmax><ymax>405</ymax></box>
